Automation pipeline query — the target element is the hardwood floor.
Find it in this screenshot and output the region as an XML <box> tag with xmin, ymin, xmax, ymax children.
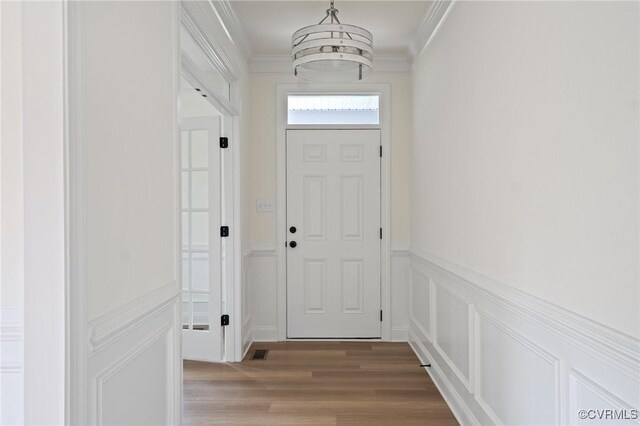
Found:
<box><xmin>183</xmin><ymin>342</ymin><xmax>458</xmax><ymax>425</ymax></box>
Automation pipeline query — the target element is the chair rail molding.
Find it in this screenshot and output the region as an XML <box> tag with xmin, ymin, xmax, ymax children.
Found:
<box><xmin>408</xmin><ymin>247</ymin><xmax>640</xmax><ymax>425</ymax></box>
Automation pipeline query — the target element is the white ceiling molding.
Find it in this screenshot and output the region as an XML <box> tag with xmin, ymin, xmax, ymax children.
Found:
<box><xmin>181</xmin><ymin>0</ymin><xmax>251</xmax><ymax>80</ymax></box>
<box><xmin>209</xmin><ymin>0</ymin><xmax>254</xmax><ymax>62</ymax></box>
<box><xmin>409</xmin><ymin>0</ymin><xmax>456</xmax><ymax>62</ymax></box>
<box><xmin>251</xmin><ymin>54</ymin><xmax>411</xmax><ymax>74</ymax></box>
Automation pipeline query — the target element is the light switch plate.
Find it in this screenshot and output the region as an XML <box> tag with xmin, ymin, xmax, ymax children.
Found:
<box><xmin>256</xmin><ymin>199</ymin><xmax>274</xmax><ymax>212</ymax></box>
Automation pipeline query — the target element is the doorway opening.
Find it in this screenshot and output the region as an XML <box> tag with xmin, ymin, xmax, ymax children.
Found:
<box><xmin>276</xmin><ymin>87</ymin><xmax>393</xmax><ymax>340</ymax></box>
<box><xmin>179</xmin><ymin>76</ymin><xmax>224</xmax><ymax>361</ymax></box>
<box><xmin>178</xmin><ymin>12</ymin><xmax>243</xmax><ymax>363</ymax></box>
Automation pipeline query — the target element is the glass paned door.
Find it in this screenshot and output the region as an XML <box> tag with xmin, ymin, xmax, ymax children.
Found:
<box><xmin>181</xmin><ymin>116</ymin><xmax>222</xmax><ymax>362</ymax></box>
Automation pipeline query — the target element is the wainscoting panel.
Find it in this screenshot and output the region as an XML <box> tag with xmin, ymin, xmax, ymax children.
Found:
<box><xmin>84</xmin><ymin>286</ymin><xmax>181</xmax><ymax>425</ymax></box>
<box><xmin>475</xmin><ymin>309</ymin><xmax>560</xmax><ymax>425</ymax></box>
<box><xmin>246</xmin><ymin>247</ymin><xmax>411</xmax><ymax>341</ymax></box>
<box><xmin>246</xmin><ymin>249</ymin><xmax>279</xmax><ymax>341</ymax></box>
<box><xmin>242</xmin><ymin>251</ymin><xmax>253</xmax><ymax>357</ymax></box>
<box><xmin>0</xmin><ymin>309</ymin><xmax>23</xmax><ymax>425</ymax></box>
<box><xmin>409</xmin><ymin>249</ymin><xmax>640</xmax><ymax>425</ymax></box>
<box><xmin>434</xmin><ymin>282</ymin><xmax>472</xmax><ymax>391</ymax></box>
<box><xmin>569</xmin><ymin>370</ymin><xmax>639</xmax><ymax>426</ymax></box>
<box><xmin>391</xmin><ymin>249</ymin><xmax>410</xmax><ymax>341</ymax></box>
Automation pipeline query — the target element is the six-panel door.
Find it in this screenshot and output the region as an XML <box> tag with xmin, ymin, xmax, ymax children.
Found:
<box><xmin>286</xmin><ymin>129</ymin><xmax>381</xmax><ymax>338</ymax></box>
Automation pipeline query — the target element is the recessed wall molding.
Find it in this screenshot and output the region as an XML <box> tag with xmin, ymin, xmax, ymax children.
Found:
<box><xmin>0</xmin><ymin>308</ymin><xmax>23</xmax><ymax>424</ymax></box>
<box><xmin>408</xmin><ymin>248</ymin><xmax>640</xmax><ymax>425</ymax></box>
<box><xmin>409</xmin><ymin>0</ymin><xmax>456</xmax><ymax>61</ymax></box>
<box><xmin>245</xmin><ymin>245</ymin><xmax>411</xmax><ymax>343</ymax></box>
<box><xmin>410</xmin><ymin>248</ymin><xmax>640</xmax><ymax>375</ymax></box>
<box><xmin>432</xmin><ymin>281</ymin><xmax>474</xmax><ymax>392</ymax></box>
<box><xmin>87</xmin><ymin>282</ymin><xmax>180</xmax><ymax>354</ymax></box>
<box><xmin>94</xmin><ymin>324</ymin><xmax>176</xmax><ymax>425</ymax></box>
<box><xmin>250</xmin><ymin>54</ymin><xmax>412</xmax><ymax>74</ymax></box>
<box><xmin>87</xmin><ymin>299</ymin><xmax>180</xmax><ymax>426</ymax></box>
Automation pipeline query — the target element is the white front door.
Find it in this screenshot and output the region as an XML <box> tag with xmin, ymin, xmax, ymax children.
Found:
<box><xmin>286</xmin><ymin>129</ymin><xmax>381</xmax><ymax>338</ymax></box>
<box><xmin>181</xmin><ymin>117</ymin><xmax>223</xmax><ymax>361</ymax></box>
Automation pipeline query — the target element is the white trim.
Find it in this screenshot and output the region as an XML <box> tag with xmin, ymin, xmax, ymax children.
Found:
<box><xmin>251</xmin><ymin>54</ymin><xmax>411</xmax><ymax>74</ymax></box>
<box><xmin>473</xmin><ymin>307</ymin><xmax>562</xmax><ymax>426</ymax></box>
<box><xmin>180</xmin><ymin>1</ymin><xmax>247</xmax><ymax>80</ymax></box>
<box><xmin>65</xmin><ymin>2</ymin><xmax>86</xmax><ymax>423</ymax></box>
<box><xmin>408</xmin><ymin>248</ymin><xmax>640</xmax><ymax>425</ymax></box>
<box><xmin>409</xmin><ymin>0</ymin><xmax>456</xmax><ymax>62</ymax></box>
<box><xmin>94</xmin><ymin>324</ymin><xmax>176</xmax><ymax>425</ymax></box>
<box><xmin>180</xmin><ymin>55</ymin><xmax>237</xmax><ymax>116</ymax></box>
<box><xmin>179</xmin><ymin>0</ymin><xmax>250</xmax><ymax>362</ymax></box>
<box><xmin>276</xmin><ymin>83</ymin><xmax>392</xmax><ymax>341</ymax></box>
<box><xmin>410</xmin><ymin>248</ymin><xmax>640</xmax><ymax>373</ymax></box>
<box><xmin>209</xmin><ymin>0</ymin><xmax>253</xmax><ymax>63</ymax></box>
<box><xmin>431</xmin><ymin>281</ymin><xmax>474</xmax><ymax>393</ymax></box>
<box><xmin>409</xmin><ymin>330</ymin><xmax>480</xmax><ymax>426</ymax></box>
<box><xmin>87</xmin><ymin>283</ymin><xmax>179</xmax><ymax>354</ymax></box>
<box><xmin>252</xmin><ymin>326</ymin><xmax>280</xmax><ymax>342</ymax></box>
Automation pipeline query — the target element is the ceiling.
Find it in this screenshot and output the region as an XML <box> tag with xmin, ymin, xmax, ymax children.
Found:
<box><xmin>232</xmin><ymin>1</ymin><xmax>432</xmax><ymax>57</ymax></box>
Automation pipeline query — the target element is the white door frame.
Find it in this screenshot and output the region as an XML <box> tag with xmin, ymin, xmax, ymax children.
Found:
<box><xmin>180</xmin><ymin>2</ymin><xmax>245</xmax><ymax>362</ymax></box>
<box><xmin>276</xmin><ymin>83</ymin><xmax>392</xmax><ymax>341</ymax></box>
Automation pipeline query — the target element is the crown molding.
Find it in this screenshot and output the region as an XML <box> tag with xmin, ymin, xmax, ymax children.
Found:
<box><xmin>250</xmin><ymin>54</ymin><xmax>411</xmax><ymax>74</ymax></box>
<box><xmin>209</xmin><ymin>0</ymin><xmax>253</xmax><ymax>62</ymax></box>
<box><xmin>181</xmin><ymin>0</ymin><xmax>252</xmax><ymax>79</ymax></box>
<box><xmin>409</xmin><ymin>0</ymin><xmax>456</xmax><ymax>61</ymax></box>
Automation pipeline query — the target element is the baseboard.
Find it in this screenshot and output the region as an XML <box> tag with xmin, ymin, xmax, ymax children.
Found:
<box><xmin>252</xmin><ymin>326</ymin><xmax>280</xmax><ymax>341</ymax></box>
<box><xmin>408</xmin><ymin>249</ymin><xmax>640</xmax><ymax>425</ymax></box>
<box><xmin>241</xmin><ymin>318</ymin><xmax>253</xmax><ymax>360</ymax></box>
<box><xmin>409</xmin><ymin>329</ymin><xmax>478</xmax><ymax>426</ymax></box>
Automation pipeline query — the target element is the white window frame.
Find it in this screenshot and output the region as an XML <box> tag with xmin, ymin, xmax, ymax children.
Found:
<box><xmin>286</xmin><ymin>94</ymin><xmax>381</xmax><ymax>126</ymax></box>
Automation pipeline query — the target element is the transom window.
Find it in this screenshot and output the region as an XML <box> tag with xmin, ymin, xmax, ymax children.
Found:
<box><xmin>287</xmin><ymin>94</ymin><xmax>380</xmax><ymax>125</ymax></box>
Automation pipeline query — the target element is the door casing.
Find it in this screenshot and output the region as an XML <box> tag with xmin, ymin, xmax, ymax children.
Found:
<box><xmin>276</xmin><ymin>83</ymin><xmax>392</xmax><ymax>341</ymax></box>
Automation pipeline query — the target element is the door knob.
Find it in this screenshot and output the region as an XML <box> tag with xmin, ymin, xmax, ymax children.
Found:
<box><xmin>289</xmin><ymin>241</ymin><xmax>297</xmax><ymax>248</ymax></box>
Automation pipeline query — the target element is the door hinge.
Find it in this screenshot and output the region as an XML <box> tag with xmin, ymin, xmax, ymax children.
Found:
<box><xmin>379</xmin><ymin>228</ymin><xmax>382</xmax><ymax>239</ymax></box>
<box><xmin>379</xmin><ymin>146</ymin><xmax>382</xmax><ymax>157</ymax></box>
<box><xmin>220</xmin><ymin>137</ymin><xmax>229</xmax><ymax>149</ymax></box>
<box><xmin>380</xmin><ymin>310</ymin><xmax>383</xmax><ymax>322</ymax></box>
<box><xmin>220</xmin><ymin>226</ymin><xmax>229</xmax><ymax>237</ymax></box>
<box><xmin>221</xmin><ymin>314</ymin><xmax>230</xmax><ymax>326</ymax></box>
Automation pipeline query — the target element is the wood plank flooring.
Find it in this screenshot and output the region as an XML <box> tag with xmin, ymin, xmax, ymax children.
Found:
<box><xmin>183</xmin><ymin>342</ymin><xmax>458</xmax><ymax>425</ymax></box>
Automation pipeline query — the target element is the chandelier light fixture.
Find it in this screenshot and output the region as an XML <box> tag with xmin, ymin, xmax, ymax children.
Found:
<box><xmin>291</xmin><ymin>0</ymin><xmax>374</xmax><ymax>82</ymax></box>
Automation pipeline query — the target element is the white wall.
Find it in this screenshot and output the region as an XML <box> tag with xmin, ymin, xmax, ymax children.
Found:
<box><xmin>412</xmin><ymin>0</ymin><xmax>639</xmax><ymax>339</ymax></box>
<box><xmin>67</xmin><ymin>2</ymin><xmax>182</xmax><ymax>423</ymax></box>
<box><xmin>409</xmin><ymin>1</ymin><xmax>639</xmax><ymax>424</ymax></box>
<box><xmin>1</xmin><ymin>2</ymin><xmax>25</xmax><ymax>424</ymax></box>
<box><xmin>245</xmin><ymin>71</ymin><xmax>412</xmax><ymax>340</ymax></box>
<box><xmin>21</xmin><ymin>3</ymin><xmax>66</xmax><ymax>424</ymax></box>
